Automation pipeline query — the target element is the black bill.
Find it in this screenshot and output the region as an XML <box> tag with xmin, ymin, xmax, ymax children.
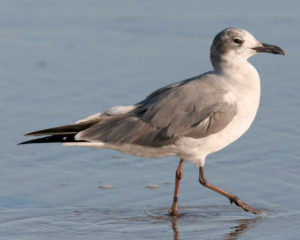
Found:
<box><xmin>252</xmin><ymin>43</ymin><xmax>285</xmax><ymax>55</ymax></box>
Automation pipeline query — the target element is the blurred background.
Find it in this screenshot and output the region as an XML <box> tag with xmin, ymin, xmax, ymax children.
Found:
<box><xmin>0</xmin><ymin>1</ymin><xmax>299</xmax><ymax>239</ymax></box>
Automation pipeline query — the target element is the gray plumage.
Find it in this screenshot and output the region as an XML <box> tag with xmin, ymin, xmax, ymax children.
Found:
<box><xmin>76</xmin><ymin>73</ymin><xmax>237</xmax><ymax>147</ymax></box>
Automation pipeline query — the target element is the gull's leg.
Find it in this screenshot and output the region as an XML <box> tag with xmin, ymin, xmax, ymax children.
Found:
<box><xmin>199</xmin><ymin>166</ymin><xmax>260</xmax><ymax>214</ymax></box>
<box><xmin>168</xmin><ymin>159</ymin><xmax>184</xmax><ymax>216</ymax></box>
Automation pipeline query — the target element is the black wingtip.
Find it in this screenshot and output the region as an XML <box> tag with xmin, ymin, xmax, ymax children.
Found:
<box><xmin>18</xmin><ymin>139</ymin><xmax>37</xmax><ymax>145</ymax></box>
<box><xmin>18</xmin><ymin>136</ymin><xmax>63</xmax><ymax>145</ymax></box>
<box><xmin>24</xmin><ymin>129</ymin><xmax>77</xmax><ymax>137</ymax></box>
<box><xmin>18</xmin><ymin>135</ymin><xmax>87</xmax><ymax>145</ymax></box>
<box><xmin>23</xmin><ymin>121</ymin><xmax>99</xmax><ymax>137</ymax></box>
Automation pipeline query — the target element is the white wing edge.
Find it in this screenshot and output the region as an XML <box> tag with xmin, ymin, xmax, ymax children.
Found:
<box><xmin>76</xmin><ymin>105</ymin><xmax>136</xmax><ymax>124</ymax></box>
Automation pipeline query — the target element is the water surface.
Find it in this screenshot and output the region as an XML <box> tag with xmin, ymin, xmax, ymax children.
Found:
<box><xmin>1</xmin><ymin>1</ymin><xmax>300</xmax><ymax>239</ymax></box>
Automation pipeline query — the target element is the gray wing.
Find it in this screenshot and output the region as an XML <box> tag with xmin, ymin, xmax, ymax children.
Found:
<box><xmin>76</xmin><ymin>73</ymin><xmax>237</xmax><ymax>147</ymax></box>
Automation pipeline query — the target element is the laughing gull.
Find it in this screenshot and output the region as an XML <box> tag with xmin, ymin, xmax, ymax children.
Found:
<box><xmin>20</xmin><ymin>27</ymin><xmax>285</xmax><ymax>216</ymax></box>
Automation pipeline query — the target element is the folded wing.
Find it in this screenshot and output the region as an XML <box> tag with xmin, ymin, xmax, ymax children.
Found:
<box><xmin>76</xmin><ymin>74</ymin><xmax>237</xmax><ymax>147</ymax></box>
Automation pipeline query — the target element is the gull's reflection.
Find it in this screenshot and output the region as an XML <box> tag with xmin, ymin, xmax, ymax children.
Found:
<box><xmin>171</xmin><ymin>216</ymin><xmax>179</xmax><ymax>240</ymax></box>
<box><xmin>170</xmin><ymin>214</ymin><xmax>260</xmax><ymax>240</ymax></box>
<box><xmin>223</xmin><ymin>218</ymin><xmax>259</xmax><ymax>240</ymax></box>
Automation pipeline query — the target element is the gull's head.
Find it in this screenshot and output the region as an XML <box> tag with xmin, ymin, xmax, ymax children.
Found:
<box><xmin>210</xmin><ymin>27</ymin><xmax>285</xmax><ymax>72</ymax></box>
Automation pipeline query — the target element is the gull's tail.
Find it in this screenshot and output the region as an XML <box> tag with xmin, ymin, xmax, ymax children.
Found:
<box><xmin>18</xmin><ymin>121</ymin><xmax>97</xmax><ymax>145</ymax></box>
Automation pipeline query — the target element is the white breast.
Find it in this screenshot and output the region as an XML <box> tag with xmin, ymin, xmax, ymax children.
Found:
<box><xmin>175</xmin><ymin>63</ymin><xmax>261</xmax><ymax>166</ymax></box>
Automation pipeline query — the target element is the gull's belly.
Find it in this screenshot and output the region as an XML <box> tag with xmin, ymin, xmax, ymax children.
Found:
<box><xmin>175</xmin><ymin>90</ymin><xmax>260</xmax><ymax>166</ymax></box>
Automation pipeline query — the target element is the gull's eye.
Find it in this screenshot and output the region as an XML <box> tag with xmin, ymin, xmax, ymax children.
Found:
<box><xmin>233</xmin><ymin>38</ymin><xmax>243</xmax><ymax>44</ymax></box>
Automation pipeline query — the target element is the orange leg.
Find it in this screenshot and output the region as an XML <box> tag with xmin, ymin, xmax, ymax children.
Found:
<box><xmin>168</xmin><ymin>159</ymin><xmax>184</xmax><ymax>216</ymax></box>
<box><xmin>199</xmin><ymin>166</ymin><xmax>260</xmax><ymax>214</ymax></box>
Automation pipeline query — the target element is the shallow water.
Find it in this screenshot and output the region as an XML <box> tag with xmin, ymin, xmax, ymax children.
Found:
<box><xmin>1</xmin><ymin>1</ymin><xmax>300</xmax><ymax>239</ymax></box>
